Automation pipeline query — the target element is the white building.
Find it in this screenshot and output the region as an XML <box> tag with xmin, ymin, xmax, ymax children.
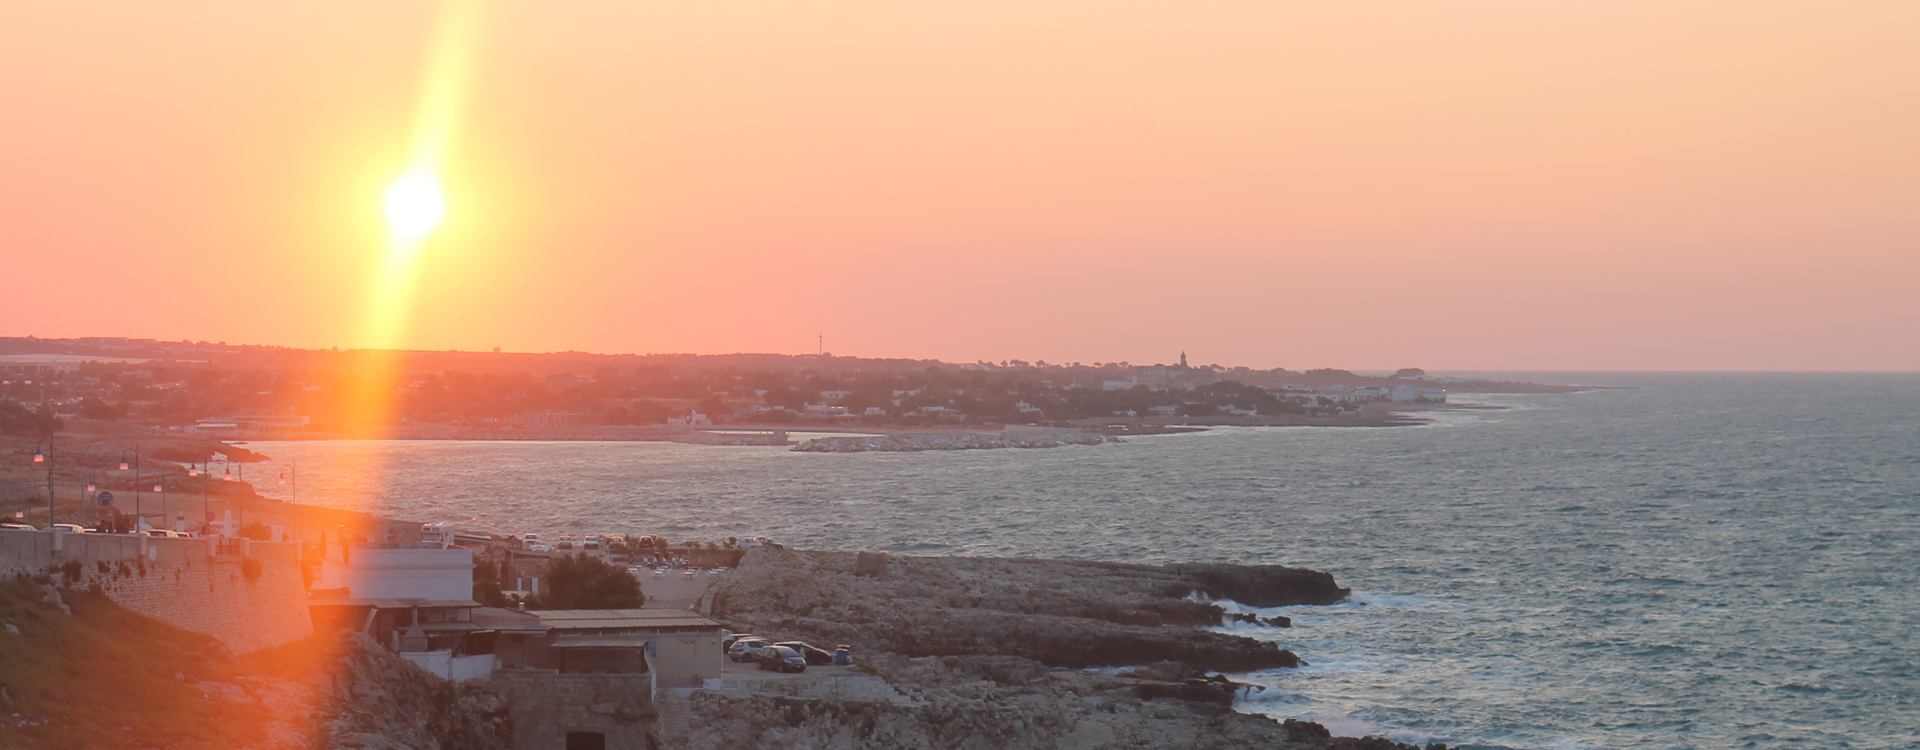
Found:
<box><xmin>667</xmin><ymin>411</ymin><xmax>714</xmax><ymax>427</ymax></box>
<box><xmin>309</xmin><ymin>540</ymin><xmax>492</xmax><ymax>679</ymax></box>
<box><xmin>316</xmin><ymin>542</ymin><xmax>474</xmax><ymax>601</ymax></box>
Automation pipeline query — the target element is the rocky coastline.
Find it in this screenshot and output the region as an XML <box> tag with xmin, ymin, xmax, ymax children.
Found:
<box><xmin>696</xmin><ymin>549</ymin><xmax>1447</xmax><ymax>749</ymax></box>
<box><xmin>790</xmin><ymin>433</ymin><xmax>1119</xmax><ymax>452</ymax></box>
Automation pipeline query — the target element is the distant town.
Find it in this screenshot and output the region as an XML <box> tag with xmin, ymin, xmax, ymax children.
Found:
<box><xmin>0</xmin><ymin>336</ymin><xmax>1579</xmax><ymax>442</ymax></box>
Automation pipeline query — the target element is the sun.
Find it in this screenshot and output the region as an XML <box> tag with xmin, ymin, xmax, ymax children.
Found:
<box><xmin>384</xmin><ymin>172</ymin><xmax>445</xmax><ymax>240</ymax></box>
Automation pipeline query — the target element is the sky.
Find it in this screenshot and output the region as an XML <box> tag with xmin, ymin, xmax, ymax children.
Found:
<box><xmin>2</xmin><ymin>1</ymin><xmax>1916</xmax><ymax>371</ymax></box>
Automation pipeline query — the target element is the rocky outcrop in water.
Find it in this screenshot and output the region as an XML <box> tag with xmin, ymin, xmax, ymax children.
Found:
<box><xmin>791</xmin><ymin>432</ymin><xmax>1118</xmax><ymax>452</ymax></box>
<box><xmin>713</xmin><ymin>550</ymin><xmax>1335</xmax><ymax>672</ymax></box>
<box><xmin>687</xmin><ymin>549</ymin><xmax>1441</xmax><ymax>750</ymax></box>
<box><xmin>1167</xmin><ymin>562</ymin><xmax>1351</xmax><ymax>607</ymax></box>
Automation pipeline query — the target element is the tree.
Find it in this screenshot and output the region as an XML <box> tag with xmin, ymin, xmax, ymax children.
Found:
<box><xmin>535</xmin><ymin>553</ymin><xmax>644</xmax><ymax>609</ymax></box>
<box><xmin>473</xmin><ymin>558</ymin><xmax>510</xmax><ymax>607</ymax></box>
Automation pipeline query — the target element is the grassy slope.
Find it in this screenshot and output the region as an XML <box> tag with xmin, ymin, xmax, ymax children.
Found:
<box><xmin>0</xmin><ymin>578</ymin><xmax>292</xmax><ymax>749</ymax></box>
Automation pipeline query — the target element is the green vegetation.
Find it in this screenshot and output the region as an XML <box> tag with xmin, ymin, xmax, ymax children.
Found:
<box><xmin>530</xmin><ymin>553</ymin><xmax>644</xmax><ymax>610</ymax></box>
<box><xmin>472</xmin><ymin>558</ymin><xmax>510</xmax><ymax>607</ymax></box>
<box><xmin>0</xmin><ymin>577</ymin><xmax>278</xmax><ymax>749</ymax></box>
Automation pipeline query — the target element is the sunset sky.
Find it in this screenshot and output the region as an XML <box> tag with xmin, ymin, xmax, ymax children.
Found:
<box><xmin>2</xmin><ymin>1</ymin><xmax>1915</xmax><ymax>371</ymax></box>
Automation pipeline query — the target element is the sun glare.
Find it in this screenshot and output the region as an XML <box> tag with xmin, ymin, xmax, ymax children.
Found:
<box><xmin>384</xmin><ymin>173</ymin><xmax>445</xmax><ymax>240</ymax></box>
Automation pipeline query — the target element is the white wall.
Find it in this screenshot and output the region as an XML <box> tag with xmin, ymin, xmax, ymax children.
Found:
<box><xmin>401</xmin><ymin>650</ymin><xmax>495</xmax><ymax>681</ymax></box>
<box><xmin>320</xmin><ymin>545</ymin><xmax>474</xmax><ymax>600</ymax></box>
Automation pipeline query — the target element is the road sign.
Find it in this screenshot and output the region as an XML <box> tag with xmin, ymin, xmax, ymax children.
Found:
<box><xmin>97</xmin><ymin>491</ymin><xmax>114</xmax><ymax>506</ymax></box>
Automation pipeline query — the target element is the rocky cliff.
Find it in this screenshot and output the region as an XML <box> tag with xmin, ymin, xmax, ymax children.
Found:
<box><xmin>713</xmin><ymin>550</ymin><xmax>1339</xmax><ymax>671</ymax></box>
<box><xmin>699</xmin><ymin>550</ymin><xmax>1444</xmax><ymax>750</ymax></box>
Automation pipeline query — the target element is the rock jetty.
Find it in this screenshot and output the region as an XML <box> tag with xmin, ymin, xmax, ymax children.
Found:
<box><xmin>791</xmin><ymin>432</ymin><xmax>1118</xmax><ymax>452</ymax></box>
<box><xmin>690</xmin><ymin>549</ymin><xmax>1443</xmax><ymax>749</ymax></box>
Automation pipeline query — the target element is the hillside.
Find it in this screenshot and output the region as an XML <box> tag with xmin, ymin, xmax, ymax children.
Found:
<box><xmin>0</xmin><ymin>577</ymin><xmax>508</xmax><ymax>750</ymax></box>
<box><xmin>0</xmin><ymin>577</ymin><xmax>290</xmax><ymax>749</ymax></box>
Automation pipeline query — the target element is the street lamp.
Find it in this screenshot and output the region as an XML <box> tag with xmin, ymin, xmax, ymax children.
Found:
<box><xmin>83</xmin><ymin>471</ymin><xmax>96</xmax><ymax>528</ymax></box>
<box><xmin>30</xmin><ymin>440</ymin><xmax>53</xmax><ymax>528</ymax></box>
<box><xmin>221</xmin><ymin>460</ymin><xmax>239</xmax><ymax>532</ymax></box>
<box><xmin>154</xmin><ymin>481</ymin><xmax>168</xmax><ymax>532</ymax></box>
<box><xmin>185</xmin><ymin>462</ymin><xmax>209</xmax><ymax>535</ymax></box>
<box><xmin>119</xmin><ymin>447</ymin><xmax>141</xmax><ymax>534</ymax></box>
<box><xmin>277</xmin><ymin>462</ymin><xmax>299</xmax><ymax>545</ymax></box>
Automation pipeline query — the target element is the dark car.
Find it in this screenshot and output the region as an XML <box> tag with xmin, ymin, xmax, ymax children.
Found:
<box><xmin>774</xmin><ymin>641</ymin><xmax>835</xmax><ymax>666</ymax></box>
<box><xmin>755</xmin><ymin>645</ymin><xmax>807</xmax><ymax>673</ymax></box>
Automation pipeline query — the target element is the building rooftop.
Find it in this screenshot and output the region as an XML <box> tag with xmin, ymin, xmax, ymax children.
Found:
<box><xmin>529</xmin><ymin>608</ymin><xmax>723</xmax><ymax>631</ymax></box>
<box><xmin>472</xmin><ymin>607</ymin><xmax>548</xmax><ymax>632</ymax></box>
<box><xmin>309</xmin><ymin>598</ymin><xmax>481</xmax><ymax>609</ymax></box>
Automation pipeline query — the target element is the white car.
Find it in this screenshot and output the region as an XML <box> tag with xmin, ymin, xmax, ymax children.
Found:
<box><xmin>50</xmin><ymin>524</ymin><xmax>88</xmax><ymax>534</ymax></box>
<box><xmin>727</xmin><ymin>639</ymin><xmax>773</xmax><ymax>662</ymax></box>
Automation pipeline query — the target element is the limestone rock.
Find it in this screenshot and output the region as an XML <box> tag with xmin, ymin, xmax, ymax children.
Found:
<box><xmin>712</xmin><ymin>549</ymin><xmax>1314</xmax><ymax>672</ymax></box>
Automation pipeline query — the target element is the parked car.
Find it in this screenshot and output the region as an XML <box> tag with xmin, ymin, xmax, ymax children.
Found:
<box><xmin>723</xmin><ymin>633</ymin><xmax>756</xmax><ymax>650</ymax></box>
<box><xmin>50</xmin><ymin>524</ymin><xmax>88</xmax><ymax>534</ymax></box>
<box><xmin>774</xmin><ymin>641</ymin><xmax>835</xmax><ymax>666</ymax></box>
<box><xmin>0</xmin><ymin>523</ymin><xmax>36</xmax><ymax>531</ymax></box>
<box><xmin>727</xmin><ymin>638</ymin><xmax>772</xmax><ymax>662</ymax></box>
<box><xmin>755</xmin><ymin>645</ymin><xmax>807</xmax><ymax>673</ymax></box>
<box><xmin>145</xmin><ymin>529</ymin><xmax>189</xmax><ymax>538</ymax></box>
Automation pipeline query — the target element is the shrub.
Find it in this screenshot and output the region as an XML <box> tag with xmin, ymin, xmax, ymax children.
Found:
<box><xmin>530</xmin><ymin>554</ymin><xmax>644</xmax><ymax>610</ymax></box>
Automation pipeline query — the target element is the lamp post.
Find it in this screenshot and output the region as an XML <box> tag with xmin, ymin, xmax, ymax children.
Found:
<box><xmin>84</xmin><ymin>472</ymin><xmax>96</xmax><ymax>528</ymax></box>
<box><xmin>277</xmin><ymin>462</ymin><xmax>298</xmax><ymax>544</ymax></box>
<box><xmin>154</xmin><ymin>481</ymin><xmax>168</xmax><ymax>532</ymax></box>
<box><xmin>119</xmin><ymin>447</ymin><xmax>141</xmax><ymax>533</ymax></box>
<box><xmin>190</xmin><ymin>463</ymin><xmax>206</xmax><ymax>536</ymax></box>
<box><xmin>222</xmin><ymin>460</ymin><xmax>238</xmax><ymax>533</ymax></box>
<box><xmin>31</xmin><ymin>440</ymin><xmax>52</xmax><ymax>528</ymax></box>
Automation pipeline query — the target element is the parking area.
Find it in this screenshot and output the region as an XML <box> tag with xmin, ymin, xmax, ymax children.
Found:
<box><xmin>638</xmin><ymin>568</ymin><xmax>724</xmax><ymax>609</ymax></box>
<box><xmin>721</xmin><ymin>654</ymin><xmax>860</xmax><ymax>683</ymax></box>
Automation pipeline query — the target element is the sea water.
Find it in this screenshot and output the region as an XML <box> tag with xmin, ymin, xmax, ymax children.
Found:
<box><xmin>247</xmin><ymin>373</ymin><xmax>1920</xmax><ymax>749</ymax></box>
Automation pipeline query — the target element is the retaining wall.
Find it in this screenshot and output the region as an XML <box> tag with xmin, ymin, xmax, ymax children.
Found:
<box><xmin>489</xmin><ymin>671</ymin><xmax>655</xmax><ymax>750</ymax></box>
<box><xmin>0</xmin><ymin>528</ymin><xmax>313</xmax><ymax>654</ymax></box>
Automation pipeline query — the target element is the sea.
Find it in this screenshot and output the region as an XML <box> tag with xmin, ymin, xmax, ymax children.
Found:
<box><xmin>244</xmin><ymin>373</ymin><xmax>1919</xmax><ymax>750</ymax></box>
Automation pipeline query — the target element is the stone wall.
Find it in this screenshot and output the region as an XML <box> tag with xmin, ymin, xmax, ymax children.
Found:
<box><xmin>0</xmin><ymin>528</ymin><xmax>312</xmax><ymax>654</ymax></box>
<box><xmin>489</xmin><ymin>671</ymin><xmax>656</xmax><ymax>750</ymax></box>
